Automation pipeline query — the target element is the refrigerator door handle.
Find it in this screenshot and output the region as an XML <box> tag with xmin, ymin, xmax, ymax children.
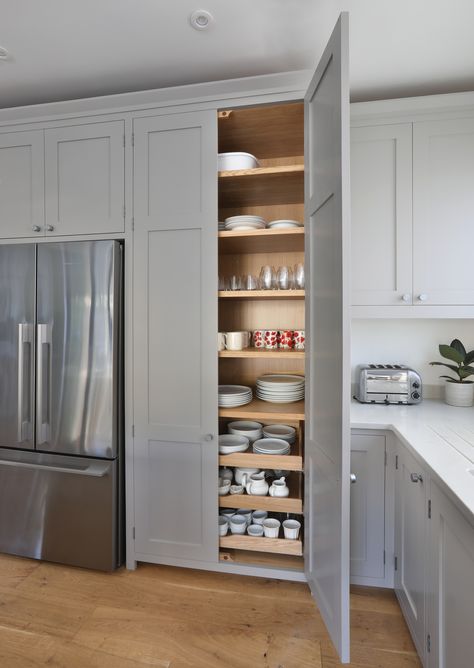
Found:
<box><xmin>36</xmin><ymin>323</ymin><xmax>52</xmax><ymax>445</ymax></box>
<box><xmin>17</xmin><ymin>323</ymin><xmax>33</xmax><ymax>443</ymax></box>
<box><xmin>0</xmin><ymin>457</ymin><xmax>111</xmax><ymax>478</ymax></box>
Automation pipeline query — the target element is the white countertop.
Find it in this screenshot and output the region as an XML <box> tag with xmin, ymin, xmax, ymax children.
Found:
<box><xmin>351</xmin><ymin>399</ymin><xmax>474</xmax><ymax>518</ymax></box>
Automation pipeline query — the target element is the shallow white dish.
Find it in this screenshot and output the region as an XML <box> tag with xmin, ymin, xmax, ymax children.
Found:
<box><xmin>267</xmin><ymin>219</ymin><xmax>302</xmax><ymax>229</ymax></box>
<box><xmin>263</xmin><ymin>424</ymin><xmax>296</xmax><ymax>443</ymax></box>
<box><xmin>225</xmin><ymin>215</ymin><xmax>265</xmax><ymax>224</ymax></box>
<box><xmin>219</xmin><ymin>385</ymin><xmax>253</xmax><ymax>396</ymax></box>
<box><xmin>219</xmin><ymin>434</ymin><xmax>250</xmax><ymax>454</ymax></box>
<box><xmin>252</xmin><ymin>438</ymin><xmax>291</xmax><ymax>455</ymax></box>
<box><xmin>225</xmin><ymin>223</ymin><xmax>266</xmax><ymax>231</ymax></box>
<box><xmin>257</xmin><ymin>374</ymin><xmax>305</xmax><ymax>386</ymax></box>
<box><xmin>228</xmin><ymin>420</ymin><xmax>263</xmax><ymax>443</ymax></box>
<box><xmin>218</xmin><ymin>152</ymin><xmax>259</xmax><ymax>171</ymax></box>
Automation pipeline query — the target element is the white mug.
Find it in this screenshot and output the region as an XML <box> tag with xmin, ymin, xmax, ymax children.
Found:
<box><xmin>236</xmin><ymin>508</ymin><xmax>253</xmax><ymax>526</ymax></box>
<box><xmin>218</xmin><ymin>332</ymin><xmax>226</xmax><ymax>351</ymax></box>
<box><xmin>224</xmin><ymin>331</ymin><xmax>250</xmax><ymax>351</ymax></box>
<box><xmin>218</xmin><ymin>516</ymin><xmax>229</xmax><ymax>537</ymax></box>
<box><xmin>283</xmin><ymin>519</ymin><xmax>301</xmax><ymax>540</ymax></box>
<box><xmin>251</xmin><ymin>510</ymin><xmax>268</xmax><ymax>525</ymax></box>
<box><xmin>247</xmin><ymin>524</ymin><xmax>264</xmax><ymax>537</ymax></box>
<box><xmin>262</xmin><ymin>518</ymin><xmax>280</xmax><ymax>538</ymax></box>
<box><xmin>230</xmin><ymin>514</ymin><xmax>247</xmax><ymax>534</ymax></box>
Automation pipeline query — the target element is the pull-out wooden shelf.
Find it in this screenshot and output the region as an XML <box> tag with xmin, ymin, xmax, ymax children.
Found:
<box><xmin>218</xmin><ymin>165</ymin><xmax>304</xmax><ymax>207</ymax></box>
<box><xmin>218</xmin><ymin>290</ymin><xmax>304</xmax><ymax>300</ymax></box>
<box><xmin>219</xmin><ymin>471</ymin><xmax>303</xmax><ymax>514</ymax></box>
<box><xmin>219</xmin><ymin>535</ymin><xmax>303</xmax><ymax>556</ymax></box>
<box><xmin>218</xmin><ymin>227</ymin><xmax>304</xmax><ymax>254</ymax></box>
<box><xmin>219</xmin><ymin>348</ymin><xmax>304</xmax><ymax>360</ymax></box>
<box><xmin>219</xmin><ymin>440</ymin><xmax>303</xmax><ymax>472</ymax></box>
<box><xmin>219</xmin><ymin>398</ymin><xmax>305</xmax><ymax>421</ymax></box>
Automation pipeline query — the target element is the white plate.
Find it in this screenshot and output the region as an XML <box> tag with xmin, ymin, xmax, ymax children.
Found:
<box><xmin>219</xmin><ymin>434</ymin><xmax>250</xmax><ymax>454</ymax></box>
<box><xmin>225</xmin><ymin>215</ymin><xmax>266</xmax><ymax>223</ymax></box>
<box><xmin>252</xmin><ymin>438</ymin><xmax>291</xmax><ymax>455</ymax></box>
<box><xmin>257</xmin><ymin>374</ymin><xmax>305</xmax><ymax>386</ymax></box>
<box><xmin>219</xmin><ymin>385</ymin><xmax>253</xmax><ymax>396</ymax></box>
<box><xmin>267</xmin><ymin>220</ymin><xmax>302</xmax><ymax>229</ymax></box>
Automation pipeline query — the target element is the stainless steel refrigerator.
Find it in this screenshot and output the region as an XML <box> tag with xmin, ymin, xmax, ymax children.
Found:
<box><xmin>0</xmin><ymin>240</ymin><xmax>123</xmax><ymax>571</ymax></box>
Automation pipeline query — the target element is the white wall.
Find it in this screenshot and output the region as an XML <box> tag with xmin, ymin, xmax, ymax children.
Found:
<box><xmin>351</xmin><ymin>319</ymin><xmax>474</xmax><ymax>398</ymax></box>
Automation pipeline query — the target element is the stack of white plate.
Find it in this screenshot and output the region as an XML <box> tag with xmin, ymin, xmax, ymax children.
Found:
<box><xmin>218</xmin><ymin>221</ymin><xmax>226</xmax><ymax>231</ymax></box>
<box><xmin>262</xmin><ymin>424</ymin><xmax>296</xmax><ymax>443</ymax></box>
<box><xmin>218</xmin><ymin>385</ymin><xmax>253</xmax><ymax>408</ymax></box>
<box><xmin>267</xmin><ymin>219</ymin><xmax>302</xmax><ymax>229</ymax></box>
<box><xmin>224</xmin><ymin>215</ymin><xmax>266</xmax><ymax>231</ymax></box>
<box><xmin>256</xmin><ymin>374</ymin><xmax>305</xmax><ymax>404</ymax></box>
<box><xmin>252</xmin><ymin>438</ymin><xmax>291</xmax><ymax>455</ymax></box>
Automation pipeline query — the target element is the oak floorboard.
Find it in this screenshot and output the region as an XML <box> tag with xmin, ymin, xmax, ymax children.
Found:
<box><xmin>0</xmin><ymin>555</ymin><xmax>421</xmax><ymax>667</ymax></box>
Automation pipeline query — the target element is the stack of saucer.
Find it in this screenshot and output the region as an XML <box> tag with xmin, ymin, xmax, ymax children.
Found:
<box><xmin>252</xmin><ymin>438</ymin><xmax>291</xmax><ymax>455</ymax></box>
<box><xmin>218</xmin><ymin>385</ymin><xmax>253</xmax><ymax>408</ymax></box>
<box><xmin>256</xmin><ymin>374</ymin><xmax>305</xmax><ymax>404</ymax></box>
<box><xmin>224</xmin><ymin>215</ymin><xmax>266</xmax><ymax>231</ymax></box>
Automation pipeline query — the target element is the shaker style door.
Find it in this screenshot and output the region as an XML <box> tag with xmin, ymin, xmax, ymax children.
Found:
<box><xmin>133</xmin><ymin>111</ymin><xmax>218</xmax><ymax>563</ymax></box>
<box><xmin>0</xmin><ymin>131</ymin><xmax>44</xmax><ymax>238</ymax></box>
<box><xmin>0</xmin><ymin>244</ymin><xmax>36</xmax><ymax>450</ymax></box>
<box><xmin>304</xmin><ymin>13</ymin><xmax>351</xmax><ymax>663</ymax></box>
<box><xmin>44</xmin><ymin>121</ymin><xmax>125</xmax><ymax>236</ymax></box>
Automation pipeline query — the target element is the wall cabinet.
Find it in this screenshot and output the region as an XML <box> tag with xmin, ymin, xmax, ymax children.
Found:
<box><xmin>394</xmin><ymin>443</ymin><xmax>428</xmax><ymax>662</ymax></box>
<box><xmin>0</xmin><ymin>122</ymin><xmax>125</xmax><ymax>239</ymax></box>
<box><xmin>350</xmin><ymin>432</ymin><xmax>386</xmax><ymax>581</ymax></box>
<box><xmin>351</xmin><ymin>113</ymin><xmax>474</xmax><ymax>310</ymax></box>
<box><xmin>0</xmin><ymin>130</ymin><xmax>44</xmax><ymax>238</ymax></box>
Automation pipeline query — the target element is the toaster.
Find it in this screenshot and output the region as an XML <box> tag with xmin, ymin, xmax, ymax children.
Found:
<box><xmin>354</xmin><ymin>364</ymin><xmax>422</xmax><ymax>405</ymax></box>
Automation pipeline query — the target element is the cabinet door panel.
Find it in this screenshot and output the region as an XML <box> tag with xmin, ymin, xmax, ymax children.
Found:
<box><xmin>133</xmin><ymin>111</ymin><xmax>218</xmax><ymax>563</ymax></box>
<box><xmin>395</xmin><ymin>444</ymin><xmax>427</xmax><ymax>661</ymax></box>
<box><xmin>428</xmin><ymin>482</ymin><xmax>474</xmax><ymax>668</ymax></box>
<box><xmin>350</xmin><ymin>433</ymin><xmax>385</xmax><ymax>579</ymax></box>
<box><xmin>0</xmin><ymin>131</ymin><xmax>44</xmax><ymax>238</ymax></box>
<box><xmin>351</xmin><ymin>124</ymin><xmax>412</xmax><ymax>305</ymax></box>
<box><xmin>413</xmin><ymin>117</ymin><xmax>474</xmax><ymax>305</ymax></box>
<box><xmin>45</xmin><ymin>121</ymin><xmax>125</xmax><ymax>236</ymax></box>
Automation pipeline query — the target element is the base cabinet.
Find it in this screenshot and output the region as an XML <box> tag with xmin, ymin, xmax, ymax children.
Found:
<box><xmin>427</xmin><ymin>482</ymin><xmax>474</xmax><ymax>668</ymax></box>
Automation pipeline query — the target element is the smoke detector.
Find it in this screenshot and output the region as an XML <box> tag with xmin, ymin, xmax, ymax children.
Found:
<box><xmin>190</xmin><ymin>9</ymin><xmax>214</xmax><ymax>31</ymax></box>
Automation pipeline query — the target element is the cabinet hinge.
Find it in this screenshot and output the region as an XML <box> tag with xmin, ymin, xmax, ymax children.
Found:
<box><xmin>394</xmin><ymin>555</ymin><xmax>398</xmax><ymax>571</ymax></box>
<box><xmin>395</xmin><ymin>454</ymin><xmax>399</xmax><ymax>470</ymax></box>
<box><xmin>132</xmin><ymin>527</ymin><xmax>135</xmax><ymax>539</ymax></box>
<box><xmin>428</xmin><ymin>499</ymin><xmax>431</xmax><ymax>519</ymax></box>
<box><xmin>132</xmin><ymin>425</ymin><xmax>135</xmax><ymax>437</ymax></box>
<box><xmin>383</xmin><ymin>550</ymin><xmax>386</xmax><ymax>565</ymax></box>
<box><xmin>427</xmin><ymin>634</ymin><xmax>431</xmax><ymax>653</ymax></box>
<box><xmin>132</xmin><ymin>132</ymin><xmax>135</xmax><ymax>147</ymax></box>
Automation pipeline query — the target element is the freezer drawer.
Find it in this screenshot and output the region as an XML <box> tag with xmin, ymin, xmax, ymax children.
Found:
<box><xmin>0</xmin><ymin>449</ymin><xmax>119</xmax><ymax>571</ymax></box>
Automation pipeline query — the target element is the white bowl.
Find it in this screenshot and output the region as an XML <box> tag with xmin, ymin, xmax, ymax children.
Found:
<box><xmin>247</xmin><ymin>524</ymin><xmax>264</xmax><ymax>537</ymax></box>
<box><xmin>218</xmin><ymin>152</ymin><xmax>259</xmax><ymax>171</ymax></box>
<box><xmin>228</xmin><ymin>420</ymin><xmax>263</xmax><ymax>444</ymax></box>
<box><xmin>262</xmin><ymin>424</ymin><xmax>296</xmax><ymax>443</ymax></box>
<box><xmin>219</xmin><ymin>434</ymin><xmax>250</xmax><ymax>454</ymax></box>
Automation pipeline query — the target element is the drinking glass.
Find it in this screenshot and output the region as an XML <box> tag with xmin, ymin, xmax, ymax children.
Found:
<box><xmin>259</xmin><ymin>265</ymin><xmax>276</xmax><ymax>290</ymax></box>
<box><xmin>229</xmin><ymin>275</ymin><xmax>242</xmax><ymax>291</ymax></box>
<box><xmin>295</xmin><ymin>263</ymin><xmax>305</xmax><ymax>289</ymax></box>
<box><xmin>277</xmin><ymin>265</ymin><xmax>289</xmax><ymax>290</ymax></box>
<box><xmin>242</xmin><ymin>274</ymin><xmax>258</xmax><ymax>291</ymax></box>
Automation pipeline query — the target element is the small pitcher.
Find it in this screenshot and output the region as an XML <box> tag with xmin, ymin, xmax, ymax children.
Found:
<box><xmin>269</xmin><ymin>477</ymin><xmax>289</xmax><ymax>498</ymax></box>
<box><xmin>245</xmin><ymin>471</ymin><xmax>269</xmax><ymax>496</ymax></box>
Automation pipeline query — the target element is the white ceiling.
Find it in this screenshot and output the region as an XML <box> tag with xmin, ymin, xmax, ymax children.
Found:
<box><xmin>1</xmin><ymin>0</ymin><xmax>474</xmax><ymax>109</ymax></box>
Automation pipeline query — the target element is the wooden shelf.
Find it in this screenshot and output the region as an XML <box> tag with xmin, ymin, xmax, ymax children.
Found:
<box><xmin>219</xmin><ymin>474</ymin><xmax>302</xmax><ymax>514</ymax></box>
<box><xmin>218</xmin><ymin>290</ymin><xmax>304</xmax><ymax>300</ymax></box>
<box><xmin>219</xmin><ymin>548</ymin><xmax>304</xmax><ymax>571</ymax></box>
<box><xmin>219</xmin><ymin>444</ymin><xmax>302</xmax><ymax>472</ymax></box>
<box><xmin>219</xmin><ymin>348</ymin><xmax>304</xmax><ymax>359</ymax></box>
<box><xmin>219</xmin><ymin>398</ymin><xmax>305</xmax><ymax>421</ymax></box>
<box><xmin>218</xmin><ymin>227</ymin><xmax>304</xmax><ymax>254</ymax></box>
<box><xmin>218</xmin><ymin>165</ymin><xmax>304</xmax><ymax>207</ymax></box>
<box><xmin>219</xmin><ymin>535</ymin><xmax>302</xmax><ymax>556</ymax></box>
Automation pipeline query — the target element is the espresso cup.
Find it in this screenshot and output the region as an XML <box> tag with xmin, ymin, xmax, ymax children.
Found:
<box><xmin>262</xmin><ymin>518</ymin><xmax>280</xmax><ymax>538</ymax></box>
<box><xmin>230</xmin><ymin>514</ymin><xmax>247</xmax><ymax>535</ymax></box>
<box><xmin>264</xmin><ymin>330</ymin><xmax>279</xmax><ymax>349</ymax></box>
<box><xmin>283</xmin><ymin>519</ymin><xmax>301</xmax><ymax>540</ymax></box>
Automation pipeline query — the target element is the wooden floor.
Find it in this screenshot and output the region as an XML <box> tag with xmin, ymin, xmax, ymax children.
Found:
<box><xmin>0</xmin><ymin>554</ymin><xmax>421</xmax><ymax>667</ymax></box>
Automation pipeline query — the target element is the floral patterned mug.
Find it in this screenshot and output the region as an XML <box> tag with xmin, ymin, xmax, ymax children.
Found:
<box><xmin>264</xmin><ymin>330</ymin><xmax>279</xmax><ymax>349</ymax></box>
<box><xmin>294</xmin><ymin>330</ymin><xmax>305</xmax><ymax>350</ymax></box>
<box><xmin>279</xmin><ymin>330</ymin><xmax>294</xmax><ymax>349</ymax></box>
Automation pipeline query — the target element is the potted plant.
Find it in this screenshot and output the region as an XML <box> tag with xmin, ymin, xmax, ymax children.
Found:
<box><xmin>430</xmin><ymin>339</ymin><xmax>474</xmax><ymax>407</ymax></box>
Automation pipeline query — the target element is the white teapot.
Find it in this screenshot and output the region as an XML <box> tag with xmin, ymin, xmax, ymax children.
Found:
<box><xmin>269</xmin><ymin>477</ymin><xmax>289</xmax><ymax>498</ymax></box>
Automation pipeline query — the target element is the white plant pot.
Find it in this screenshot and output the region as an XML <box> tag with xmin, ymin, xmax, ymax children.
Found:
<box><xmin>444</xmin><ymin>381</ymin><xmax>474</xmax><ymax>407</ymax></box>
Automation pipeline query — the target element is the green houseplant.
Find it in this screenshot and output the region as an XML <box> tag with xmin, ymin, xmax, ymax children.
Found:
<box><xmin>430</xmin><ymin>339</ymin><xmax>474</xmax><ymax>406</ymax></box>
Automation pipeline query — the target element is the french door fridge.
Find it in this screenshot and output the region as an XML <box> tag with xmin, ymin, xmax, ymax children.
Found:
<box><xmin>0</xmin><ymin>240</ymin><xmax>123</xmax><ymax>571</ymax></box>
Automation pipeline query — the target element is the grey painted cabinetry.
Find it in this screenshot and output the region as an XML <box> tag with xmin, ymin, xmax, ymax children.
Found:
<box><xmin>131</xmin><ymin>111</ymin><xmax>218</xmax><ymax>563</ymax></box>
<box><xmin>0</xmin><ymin>122</ymin><xmax>125</xmax><ymax>239</ymax></box>
<box><xmin>350</xmin><ymin>433</ymin><xmax>386</xmax><ymax>582</ymax></box>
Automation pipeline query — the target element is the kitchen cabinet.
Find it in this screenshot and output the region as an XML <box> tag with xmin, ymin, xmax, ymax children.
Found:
<box><xmin>350</xmin><ymin>433</ymin><xmax>386</xmax><ymax>581</ymax></box>
<box><xmin>413</xmin><ymin>117</ymin><xmax>474</xmax><ymax>305</ymax></box>
<box><xmin>44</xmin><ymin>121</ymin><xmax>125</xmax><ymax>236</ymax></box>
<box><xmin>351</xmin><ymin>123</ymin><xmax>412</xmax><ymax>306</ymax></box>
<box><xmin>394</xmin><ymin>443</ymin><xmax>428</xmax><ymax>663</ymax></box>
<box><xmin>427</xmin><ymin>481</ymin><xmax>474</xmax><ymax>668</ymax></box>
<box><xmin>0</xmin><ymin>130</ymin><xmax>44</xmax><ymax>238</ymax></box>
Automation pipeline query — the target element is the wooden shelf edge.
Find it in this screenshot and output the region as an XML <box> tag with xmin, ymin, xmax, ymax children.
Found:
<box><xmin>218</xmin><ymin>227</ymin><xmax>304</xmax><ymax>239</ymax></box>
<box><xmin>218</xmin><ymin>399</ymin><xmax>305</xmax><ymax>422</ymax></box>
<box><xmin>219</xmin><ymin>494</ymin><xmax>303</xmax><ymax>514</ymax></box>
<box><xmin>219</xmin><ymin>453</ymin><xmax>303</xmax><ymax>472</ymax></box>
<box><xmin>218</xmin><ymin>164</ymin><xmax>304</xmax><ymax>179</ymax></box>
<box><xmin>218</xmin><ymin>349</ymin><xmax>305</xmax><ymax>359</ymax></box>
<box><xmin>218</xmin><ymin>290</ymin><xmax>305</xmax><ymax>300</ymax></box>
<box><xmin>219</xmin><ymin>535</ymin><xmax>302</xmax><ymax>556</ymax></box>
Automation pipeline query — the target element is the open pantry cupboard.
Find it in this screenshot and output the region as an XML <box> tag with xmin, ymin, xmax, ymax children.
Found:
<box><xmin>217</xmin><ymin>102</ymin><xmax>306</xmax><ymax>569</ymax></box>
<box><xmin>131</xmin><ymin>14</ymin><xmax>350</xmax><ymax>663</ymax></box>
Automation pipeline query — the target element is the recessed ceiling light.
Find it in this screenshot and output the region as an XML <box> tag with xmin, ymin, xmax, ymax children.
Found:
<box><xmin>190</xmin><ymin>9</ymin><xmax>214</xmax><ymax>31</ymax></box>
<box><xmin>0</xmin><ymin>46</ymin><xmax>9</xmax><ymax>61</ymax></box>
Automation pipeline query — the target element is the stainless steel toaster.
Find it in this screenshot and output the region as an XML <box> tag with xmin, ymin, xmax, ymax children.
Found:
<box><xmin>354</xmin><ymin>364</ymin><xmax>422</xmax><ymax>405</ymax></box>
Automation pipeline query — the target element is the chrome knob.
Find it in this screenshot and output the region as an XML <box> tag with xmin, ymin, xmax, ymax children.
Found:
<box><xmin>410</xmin><ymin>473</ymin><xmax>423</xmax><ymax>483</ymax></box>
<box><xmin>418</xmin><ymin>294</ymin><xmax>428</xmax><ymax>302</ymax></box>
<box><xmin>402</xmin><ymin>294</ymin><xmax>411</xmax><ymax>303</ymax></box>
<box><xmin>350</xmin><ymin>473</ymin><xmax>357</xmax><ymax>484</ymax></box>
<box><xmin>32</xmin><ymin>225</ymin><xmax>41</xmax><ymax>232</ymax></box>
<box><xmin>203</xmin><ymin>434</ymin><xmax>214</xmax><ymax>442</ymax></box>
<box><xmin>46</xmin><ymin>224</ymin><xmax>55</xmax><ymax>232</ymax></box>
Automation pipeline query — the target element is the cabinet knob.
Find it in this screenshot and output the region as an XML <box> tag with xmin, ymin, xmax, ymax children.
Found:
<box><xmin>418</xmin><ymin>294</ymin><xmax>428</xmax><ymax>302</ymax></box>
<box><xmin>350</xmin><ymin>473</ymin><xmax>357</xmax><ymax>484</ymax></box>
<box><xmin>32</xmin><ymin>225</ymin><xmax>41</xmax><ymax>233</ymax></box>
<box><xmin>401</xmin><ymin>294</ymin><xmax>411</xmax><ymax>303</ymax></box>
<box><xmin>410</xmin><ymin>473</ymin><xmax>423</xmax><ymax>483</ymax></box>
<box><xmin>203</xmin><ymin>434</ymin><xmax>214</xmax><ymax>442</ymax></box>
<box><xmin>46</xmin><ymin>225</ymin><xmax>55</xmax><ymax>232</ymax></box>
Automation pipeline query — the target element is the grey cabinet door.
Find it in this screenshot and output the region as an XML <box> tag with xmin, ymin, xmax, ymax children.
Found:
<box><xmin>350</xmin><ymin>433</ymin><xmax>386</xmax><ymax>580</ymax></box>
<box><xmin>132</xmin><ymin>111</ymin><xmax>218</xmax><ymax>562</ymax></box>
<box><xmin>44</xmin><ymin>121</ymin><xmax>125</xmax><ymax>236</ymax></box>
<box><xmin>395</xmin><ymin>444</ymin><xmax>427</xmax><ymax>662</ymax></box>
<box><xmin>0</xmin><ymin>131</ymin><xmax>44</xmax><ymax>238</ymax></box>
<box><xmin>427</xmin><ymin>481</ymin><xmax>474</xmax><ymax>668</ymax></box>
<box><xmin>304</xmin><ymin>13</ymin><xmax>351</xmax><ymax>664</ymax></box>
